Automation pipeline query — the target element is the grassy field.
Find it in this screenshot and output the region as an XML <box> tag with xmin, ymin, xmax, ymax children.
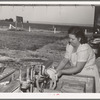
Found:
<box><xmin>0</xmin><ymin>30</ymin><xmax>68</xmax><ymax>51</ymax></box>
<box><xmin>0</xmin><ymin>29</ymin><xmax>68</xmax><ymax>66</ymax></box>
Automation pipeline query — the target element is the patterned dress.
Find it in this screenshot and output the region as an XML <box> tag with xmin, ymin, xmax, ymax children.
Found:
<box><xmin>64</xmin><ymin>43</ymin><xmax>100</xmax><ymax>93</ymax></box>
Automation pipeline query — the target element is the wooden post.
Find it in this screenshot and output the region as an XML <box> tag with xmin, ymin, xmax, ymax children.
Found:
<box><xmin>85</xmin><ymin>29</ymin><xmax>87</xmax><ymax>35</ymax></box>
<box><xmin>27</xmin><ymin>67</ymin><xmax>30</xmax><ymax>82</ymax></box>
<box><xmin>54</xmin><ymin>27</ymin><xmax>56</xmax><ymax>34</ymax></box>
<box><xmin>9</xmin><ymin>24</ymin><xmax>11</xmax><ymax>29</ymax></box>
<box><xmin>19</xmin><ymin>68</ymin><xmax>22</xmax><ymax>82</ymax></box>
<box><xmin>30</xmin><ymin>67</ymin><xmax>33</xmax><ymax>92</ymax></box>
<box><xmin>53</xmin><ymin>25</ymin><xmax>56</xmax><ymax>34</ymax></box>
<box><xmin>15</xmin><ymin>21</ymin><xmax>17</xmax><ymax>29</ymax></box>
<box><xmin>29</xmin><ymin>26</ymin><xmax>31</xmax><ymax>32</ymax></box>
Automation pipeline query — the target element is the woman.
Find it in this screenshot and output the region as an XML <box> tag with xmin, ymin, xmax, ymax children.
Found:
<box><xmin>56</xmin><ymin>27</ymin><xmax>100</xmax><ymax>93</ymax></box>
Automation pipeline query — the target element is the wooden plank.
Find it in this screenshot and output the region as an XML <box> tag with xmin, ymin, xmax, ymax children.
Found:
<box><xmin>0</xmin><ymin>80</ymin><xmax>20</xmax><ymax>92</ymax></box>
<box><xmin>60</xmin><ymin>80</ymin><xmax>85</xmax><ymax>93</ymax></box>
<box><xmin>33</xmin><ymin>88</ymin><xmax>61</xmax><ymax>93</ymax></box>
<box><xmin>56</xmin><ymin>79</ymin><xmax>85</xmax><ymax>93</ymax></box>
<box><xmin>58</xmin><ymin>75</ymin><xmax>95</xmax><ymax>93</ymax></box>
<box><xmin>61</xmin><ymin>86</ymin><xmax>84</xmax><ymax>93</ymax></box>
<box><xmin>0</xmin><ymin>67</ymin><xmax>15</xmax><ymax>81</ymax></box>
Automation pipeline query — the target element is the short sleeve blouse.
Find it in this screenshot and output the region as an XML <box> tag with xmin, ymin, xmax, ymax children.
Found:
<box><xmin>64</xmin><ymin>43</ymin><xmax>96</xmax><ymax>67</ymax></box>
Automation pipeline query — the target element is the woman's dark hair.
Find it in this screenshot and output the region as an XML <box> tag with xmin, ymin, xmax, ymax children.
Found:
<box><xmin>68</xmin><ymin>26</ymin><xmax>87</xmax><ymax>44</ymax></box>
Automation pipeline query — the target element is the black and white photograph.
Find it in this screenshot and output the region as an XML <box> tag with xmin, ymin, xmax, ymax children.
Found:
<box><xmin>0</xmin><ymin>1</ymin><xmax>100</xmax><ymax>98</ymax></box>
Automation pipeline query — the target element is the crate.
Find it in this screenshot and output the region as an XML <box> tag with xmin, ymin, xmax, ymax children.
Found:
<box><xmin>56</xmin><ymin>75</ymin><xmax>95</xmax><ymax>93</ymax></box>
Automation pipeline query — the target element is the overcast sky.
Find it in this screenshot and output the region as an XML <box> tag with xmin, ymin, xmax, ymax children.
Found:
<box><xmin>0</xmin><ymin>5</ymin><xmax>95</xmax><ymax>26</ymax></box>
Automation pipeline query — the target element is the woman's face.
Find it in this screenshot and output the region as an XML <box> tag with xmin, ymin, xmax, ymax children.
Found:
<box><xmin>69</xmin><ymin>34</ymin><xmax>80</xmax><ymax>47</ymax></box>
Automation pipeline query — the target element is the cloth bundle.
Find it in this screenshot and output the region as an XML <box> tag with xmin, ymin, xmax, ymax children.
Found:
<box><xmin>46</xmin><ymin>68</ymin><xmax>58</xmax><ymax>89</ymax></box>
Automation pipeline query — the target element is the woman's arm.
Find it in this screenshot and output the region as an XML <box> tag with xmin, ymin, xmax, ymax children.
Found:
<box><xmin>57</xmin><ymin>44</ymin><xmax>90</xmax><ymax>77</ymax></box>
<box><xmin>58</xmin><ymin>61</ymin><xmax>86</xmax><ymax>77</ymax></box>
<box><xmin>56</xmin><ymin>57</ymin><xmax>69</xmax><ymax>72</ymax></box>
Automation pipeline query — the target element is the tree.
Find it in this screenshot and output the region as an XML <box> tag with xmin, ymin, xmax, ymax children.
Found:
<box><xmin>9</xmin><ymin>18</ymin><xmax>13</xmax><ymax>22</ymax></box>
<box><xmin>5</xmin><ymin>19</ymin><xmax>9</xmax><ymax>21</ymax></box>
<box><xmin>5</xmin><ymin>18</ymin><xmax>13</xmax><ymax>22</ymax></box>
